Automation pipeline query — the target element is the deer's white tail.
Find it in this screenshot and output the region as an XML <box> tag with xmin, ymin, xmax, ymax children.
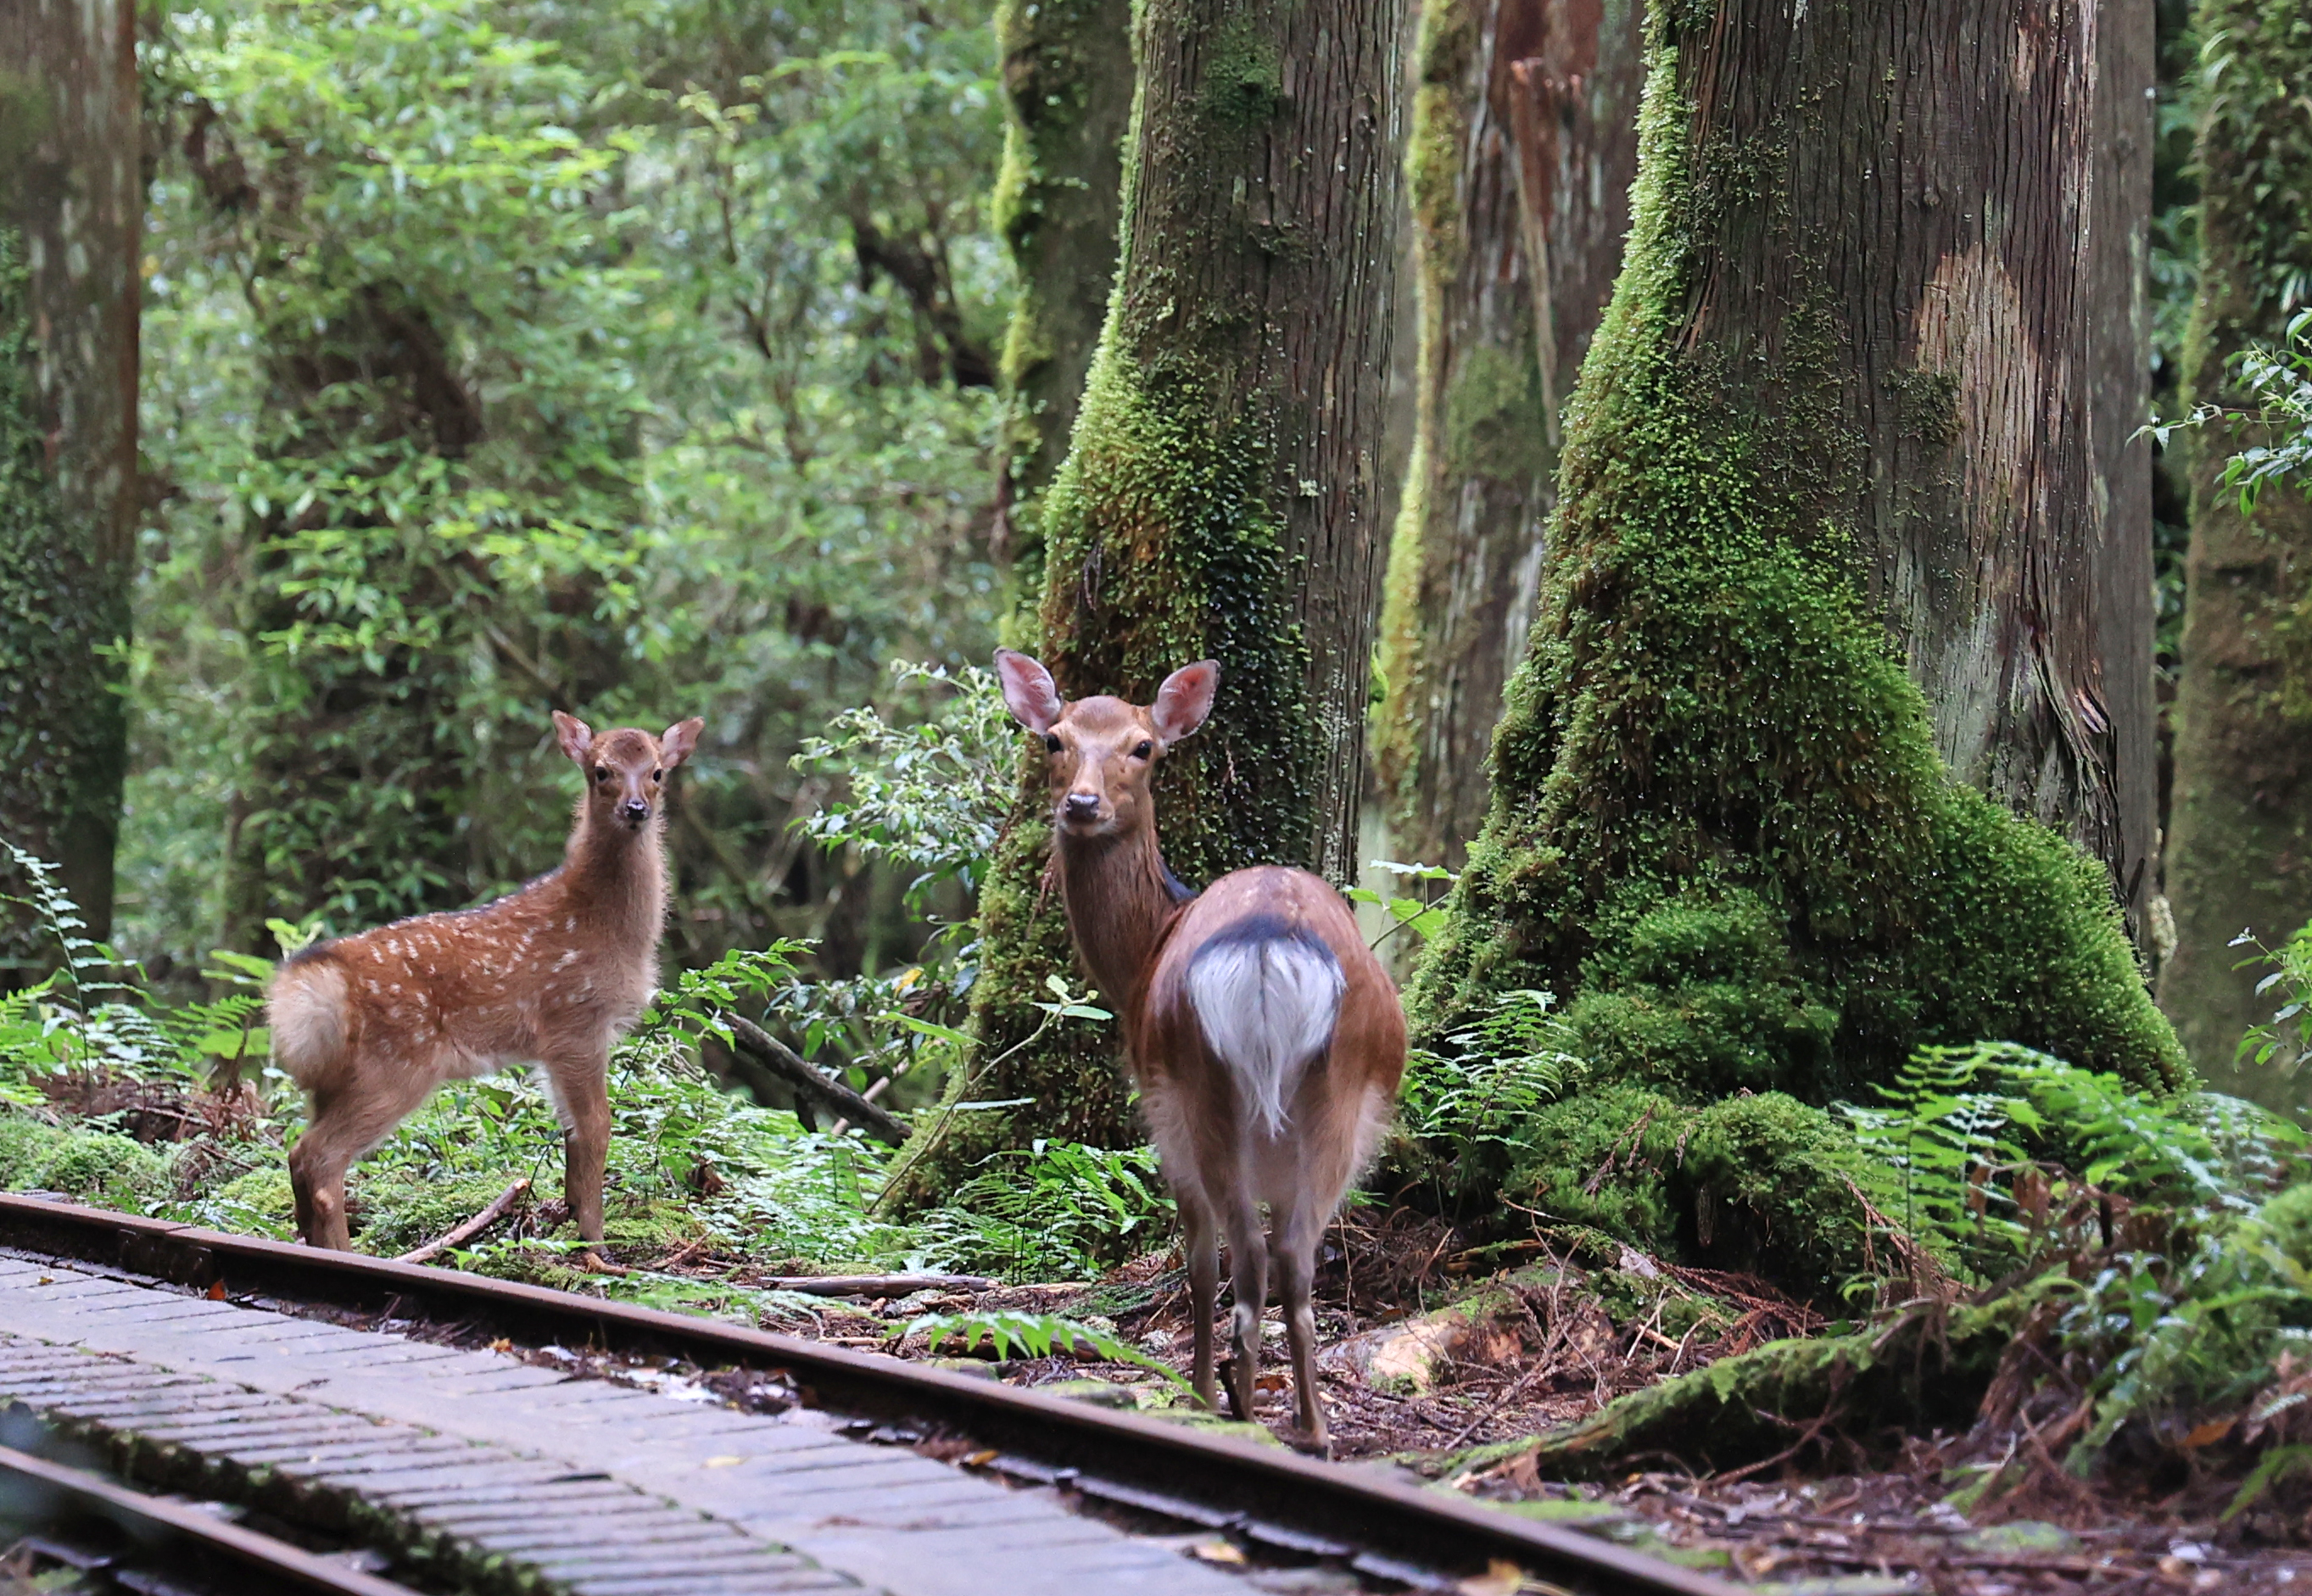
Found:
<box><xmin>1185</xmin><ymin>918</ymin><xmax>1345</xmax><ymax>1137</ymax></box>
<box><xmin>268</xmin><ymin>957</ymin><xmax>349</xmax><ymax>1088</ymax></box>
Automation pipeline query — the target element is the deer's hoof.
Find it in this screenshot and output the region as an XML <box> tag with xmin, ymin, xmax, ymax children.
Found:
<box><xmin>1220</xmin><ymin>1357</ymin><xmax>1255</xmax><ymax>1422</ymax></box>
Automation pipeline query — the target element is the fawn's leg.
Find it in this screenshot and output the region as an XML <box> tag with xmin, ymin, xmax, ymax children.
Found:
<box><xmin>1220</xmin><ymin>1186</ymin><xmax>1268</xmax><ymax>1423</ymax></box>
<box><xmin>291</xmin><ymin>1068</ymin><xmax>432</xmax><ymax>1250</ymax></box>
<box><xmin>1178</xmin><ymin>1191</ymin><xmax>1220</xmax><ymax>1411</ymax></box>
<box><xmin>544</xmin><ymin>1050</ymin><xmax>616</xmax><ymax>1266</ymax></box>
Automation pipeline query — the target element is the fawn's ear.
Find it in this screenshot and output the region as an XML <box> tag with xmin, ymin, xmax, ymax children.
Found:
<box><xmin>658</xmin><ymin>717</ymin><xmax>704</xmax><ymax>770</ymax></box>
<box><xmin>552</xmin><ymin>711</ymin><xmax>595</xmax><ymax>765</ymax></box>
<box><xmin>994</xmin><ymin>649</ymin><xmax>1064</xmax><ymax>734</ymax></box>
<box><xmin>1151</xmin><ymin>661</ymin><xmax>1219</xmax><ymax>745</ymax></box>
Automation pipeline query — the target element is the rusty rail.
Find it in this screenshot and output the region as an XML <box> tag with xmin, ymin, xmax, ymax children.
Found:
<box><xmin>0</xmin><ymin>1440</ymin><xmax>415</xmax><ymax>1596</ymax></box>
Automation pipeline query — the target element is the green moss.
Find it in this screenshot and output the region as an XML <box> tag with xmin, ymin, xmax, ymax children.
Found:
<box><xmin>210</xmin><ymin>1165</ymin><xmax>296</xmax><ymax>1230</ymax></box>
<box><xmin>0</xmin><ymin>1115</ymin><xmax>172</xmax><ymax>1212</ymax></box>
<box><xmin>1444</xmin><ymin>343</ymin><xmax>1550</xmax><ymax>486</ymax></box>
<box><xmin>343</xmin><ymin>1169</ymin><xmax>530</xmax><ymax>1255</ymax></box>
<box><xmin>1409</xmin><ymin>16</ymin><xmax>2183</xmax><ymax>1112</ymax></box>
<box><xmin>1198</xmin><ymin>16</ymin><xmax>1285</xmax><ymax>129</ymax></box>
<box><xmin>1493</xmin><ymin>1085</ymin><xmax>1869</xmax><ymax>1300</ymax></box>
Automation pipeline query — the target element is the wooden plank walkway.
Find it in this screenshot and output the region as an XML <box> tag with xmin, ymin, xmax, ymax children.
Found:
<box><xmin>0</xmin><ymin>1253</ymin><xmax>1243</xmax><ymax>1596</ymax></box>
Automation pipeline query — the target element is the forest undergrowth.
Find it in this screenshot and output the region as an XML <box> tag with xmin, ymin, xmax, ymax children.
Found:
<box><xmin>9</xmin><ymin>668</ymin><xmax>2312</xmax><ymax>1590</ymax></box>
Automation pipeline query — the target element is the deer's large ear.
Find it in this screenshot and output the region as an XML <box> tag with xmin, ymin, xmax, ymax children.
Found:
<box><xmin>658</xmin><ymin>717</ymin><xmax>705</xmax><ymax>770</ymax></box>
<box><xmin>994</xmin><ymin>649</ymin><xmax>1064</xmax><ymax>734</ymax></box>
<box><xmin>1151</xmin><ymin>661</ymin><xmax>1219</xmax><ymax>744</ymax></box>
<box><xmin>552</xmin><ymin>711</ymin><xmax>594</xmax><ymax>765</ymax></box>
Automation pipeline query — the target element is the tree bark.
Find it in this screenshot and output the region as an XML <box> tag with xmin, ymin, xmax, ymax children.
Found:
<box><xmin>0</xmin><ymin>0</ymin><xmax>138</xmax><ymax>966</ymax></box>
<box><xmin>1372</xmin><ymin>0</ymin><xmax>1642</xmax><ymax>869</ymax></box>
<box><xmin>2158</xmin><ymin>0</ymin><xmax>2312</xmax><ymax>1094</ymax></box>
<box><xmin>884</xmin><ymin>0</ymin><xmax>1406</xmax><ymax>1205</ymax></box>
<box><xmin>2086</xmin><ymin>0</ymin><xmax>2158</xmax><ymax>951</ymax></box>
<box><xmin>1410</xmin><ymin>0</ymin><xmax>2184</xmax><ymax>1173</ymax></box>
<box><xmin>991</xmin><ymin>0</ymin><xmax>1133</xmax><ymax>618</ymax></box>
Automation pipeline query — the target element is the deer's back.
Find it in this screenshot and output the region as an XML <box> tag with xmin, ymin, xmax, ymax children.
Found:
<box><xmin>285</xmin><ymin>875</ymin><xmax>656</xmax><ymax>1069</ymax></box>
<box><xmin>1138</xmin><ymin>865</ymin><xmax>1405</xmax><ymax>1106</ymax></box>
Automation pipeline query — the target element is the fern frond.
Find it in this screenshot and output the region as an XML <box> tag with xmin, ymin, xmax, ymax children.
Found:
<box><xmin>892</xmin><ymin>1309</ymin><xmax>1191</xmax><ymax>1395</ymax></box>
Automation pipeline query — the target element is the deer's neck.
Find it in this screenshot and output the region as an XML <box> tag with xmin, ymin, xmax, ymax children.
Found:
<box><xmin>557</xmin><ymin>811</ymin><xmax>669</xmax><ymax>950</ymax></box>
<box><xmin>1055</xmin><ymin>823</ymin><xmax>1188</xmax><ymax>1015</ymax></box>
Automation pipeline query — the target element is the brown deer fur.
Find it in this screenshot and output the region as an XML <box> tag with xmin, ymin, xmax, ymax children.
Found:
<box><xmin>270</xmin><ymin>711</ymin><xmax>702</xmax><ymax>1261</ymax></box>
<box><xmin>995</xmin><ymin>650</ymin><xmax>1406</xmax><ymax>1448</ymax></box>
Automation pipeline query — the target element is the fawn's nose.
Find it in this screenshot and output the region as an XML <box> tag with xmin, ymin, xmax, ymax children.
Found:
<box><xmin>622</xmin><ymin>798</ymin><xmax>651</xmax><ymax>824</ymax></box>
<box><xmin>1063</xmin><ymin>793</ymin><xmax>1103</xmax><ymax>822</ymax></box>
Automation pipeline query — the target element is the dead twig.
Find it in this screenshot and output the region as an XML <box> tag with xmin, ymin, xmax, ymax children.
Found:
<box><xmin>396</xmin><ymin>1179</ymin><xmax>530</xmax><ymax>1265</ymax></box>
<box><xmin>724</xmin><ymin>1013</ymin><xmax>909</xmax><ymax>1147</ymax></box>
<box><xmin>749</xmin><ymin>1274</ymin><xmax>996</xmax><ymax>1299</ymax></box>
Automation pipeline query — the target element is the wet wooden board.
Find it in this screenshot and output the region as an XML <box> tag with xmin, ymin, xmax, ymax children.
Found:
<box><xmin>0</xmin><ymin>1255</ymin><xmax>1241</xmax><ymax>1596</ymax></box>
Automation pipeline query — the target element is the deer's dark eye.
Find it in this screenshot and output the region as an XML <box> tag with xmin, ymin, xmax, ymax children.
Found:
<box><xmin>1044</xmin><ymin>734</ymin><xmax>1063</xmax><ymax>754</ymax></box>
<box><xmin>594</xmin><ymin>767</ymin><xmax>612</xmax><ymax>784</ymax></box>
<box><xmin>651</xmin><ymin>769</ymin><xmax>662</xmax><ymax>783</ymax></box>
<box><xmin>1133</xmin><ymin>740</ymin><xmax>1153</xmax><ymax>760</ymax></box>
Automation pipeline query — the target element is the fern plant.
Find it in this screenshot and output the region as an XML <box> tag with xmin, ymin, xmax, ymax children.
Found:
<box><xmin>1840</xmin><ymin>1042</ymin><xmax>2308</xmax><ymax>1294</ymax></box>
<box><xmin>920</xmin><ymin>1139</ymin><xmax>1173</xmax><ymax>1281</ymax></box>
<box><xmin>1397</xmin><ymin>987</ymin><xmax>1585</xmax><ymax>1212</ymax></box>
<box><xmin>891</xmin><ymin>1309</ymin><xmax>1191</xmax><ymax>1395</ymax></box>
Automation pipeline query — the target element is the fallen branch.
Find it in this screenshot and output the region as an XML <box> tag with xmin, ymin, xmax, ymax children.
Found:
<box><xmin>395</xmin><ymin>1179</ymin><xmax>529</xmax><ymax>1265</ymax></box>
<box><xmin>723</xmin><ymin>1014</ymin><xmax>909</xmax><ymax>1147</ymax></box>
<box><xmin>752</xmin><ymin>1274</ymin><xmax>996</xmax><ymax>1298</ymax></box>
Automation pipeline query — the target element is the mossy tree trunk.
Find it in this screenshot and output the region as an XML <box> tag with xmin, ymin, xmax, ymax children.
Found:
<box><xmin>991</xmin><ymin>0</ymin><xmax>1133</xmax><ymax>628</ymax></box>
<box><xmin>2158</xmin><ymin>0</ymin><xmax>2312</xmax><ymax>1094</ymax></box>
<box><xmin>1372</xmin><ymin>0</ymin><xmax>1642</xmax><ymax>869</ymax></box>
<box><xmin>884</xmin><ymin>0</ymin><xmax>1406</xmax><ymax>1206</ymax></box>
<box><xmin>0</xmin><ymin>0</ymin><xmax>138</xmax><ymax>968</ymax></box>
<box><xmin>1410</xmin><ymin>0</ymin><xmax>2186</xmax><ymax>1160</ymax></box>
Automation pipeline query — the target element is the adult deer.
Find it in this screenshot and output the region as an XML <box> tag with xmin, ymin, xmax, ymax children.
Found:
<box><xmin>269</xmin><ymin>711</ymin><xmax>703</xmax><ymax>1270</ymax></box>
<box><xmin>995</xmin><ymin>650</ymin><xmax>1406</xmax><ymax>1448</ymax></box>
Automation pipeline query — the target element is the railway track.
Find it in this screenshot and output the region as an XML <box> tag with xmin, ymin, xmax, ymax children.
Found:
<box><xmin>0</xmin><ymin>1438</ymin><xmax>418</xmax><ymax>1595</ymax></box>
<box><xmin>0</xmin><ymin>1192</ymin><xmax>1738</xmax><ymax>1596</ymax></box>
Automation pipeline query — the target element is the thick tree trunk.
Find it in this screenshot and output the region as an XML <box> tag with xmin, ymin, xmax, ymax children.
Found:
<box><xmin>884</xmin><ymin>0</ymin><xmax>1406</xmax><ymax>1206</ymax></box>
<box><xmin>2087</xmin><ymin>0</ymin><xmax>2159</xmax><ymax>949</ymax></box>
<box><xmin>2158</xmin><ymin>0</ymin><xmax>2312</xmax><ymax>1094</ymax></box>
<box><xmin>1372</xmin><ymin>0</ymin><xmax>1642</xmax><ymax>869</ymax></box>
<box><xmin>1410</xmin><ymin>0</ymin><xmax>2184</xmax><ymax>1208</ymax></box>
<box><xmin>991</xmin><ymin>0</ymin><xmax>1133</xmax><ymax>620</ymax></box>
<box><xmin>0</xmin><ymin>0</ymin><xmax>138</xmax><ymax>966</ymax></box>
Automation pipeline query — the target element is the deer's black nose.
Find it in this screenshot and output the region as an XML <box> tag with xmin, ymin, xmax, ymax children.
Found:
<box><xmin>1064</xmin><ymin>794</ymin><xmax>1102</xmax><ymax>820</ymax></box>
<box><xmin>623</xmin><ymin>799</ymin><xmax>651</xmax><ymax>823</ymax></box>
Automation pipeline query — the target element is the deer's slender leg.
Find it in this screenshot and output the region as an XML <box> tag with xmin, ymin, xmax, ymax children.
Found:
<box><xmin>1220</xmin><ymin>1186</ymin><xmax>1268</xmax><ymax>1423</ymax></box>
<box><xmin>1177</xmin><ymin>1191</ymin><xmax>1220</xmax><ymax>1410</ymax></box>
<box><xmin>544</xmin><ymin>1050</ymin><xmax>616</xmax><ymax>1265</ymax></box>
<box><xmin>1276</xmin><ymin>1186</ymin><xmax>1332</xmax><ymax>1451</ymax></box>
<box><xmin>291</xmin><ymin>1066</ymin><xmax>432</xmax><ymax>1250</ymax></box>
